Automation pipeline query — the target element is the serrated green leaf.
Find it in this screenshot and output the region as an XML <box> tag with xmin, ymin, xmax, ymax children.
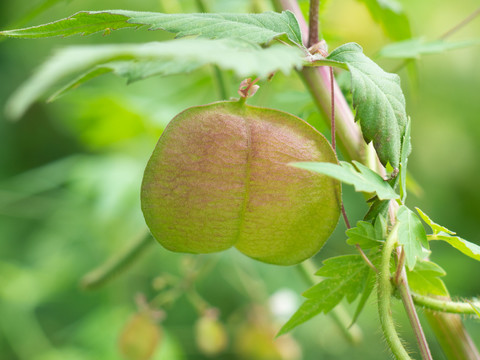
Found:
<box><xmin>0</xmin><ymin>10</ymin><xmax>303</xmax><ymax>46</ymax></box>
<box><xmin>399</xmin><ymin>117</ymin><xmax>411</xmax><ymax>203</ymax></box>
<box><xmin>430</xmin><ymin>233</ymin><xmax>480</xmax><ymax>262</ymax></box>
<box><xmin>6</xmin><ymin>38</ymin><xmax>304</xmax><ymax>120</ymax></box>
<box><xmin>357</xmin><ymin>0</ymin><xmax>411</xmax><ymax>41</ymax></box>
<box><xmin>346</xmin><ymin>220</ymin><xmax>385</xmax><ymax>249</ymax></box>
<box><xmin>407</xmin><ymin>260</ymin><xmax>448</xmax><ymax>296</ymax></box>
<box><xmin>291</xmin><ymin>160</ymin><xmax>399</xmax><ymax>200</ymax></box>
<box><xmin>378</xmin><ymin>37</ymin><xmax>480</xmax><ymax>59</ymax></box>
<box><xmin>278</xmin><ymin>255</ymin><xmax>369</xmax><ymax>335</ymax></box>
<box><xmin>396</xmin><ymin>205</ymin><xmax>428</xmax><ymax>270</ymax></box>
<box><xmin>0</xmin><ymin>12</ymin><xmax>138</xmax><ymax>37</ymax></box>
<box><xmin>350</xmin><ymin>264</ymin><xmax>376</xmax><ymax>326</ymax></box>
<box><xmin>327</xmin><ymin>43</ymin><xmax>407</xmax><ymax>168</ymax></box>
<box><xmin>415</xmin><ymin>208</ymin><xmax>455</xmax><ymax>235</ymax></box>
<box><xmin>277</xmin><ymin>298</ymin><xmax>334</xmax><ymax>336</ymax></box>
<box><xmin>113</xmin><ymin>10</ymin><xmax>303</xmax><ymax>45</ymax></box>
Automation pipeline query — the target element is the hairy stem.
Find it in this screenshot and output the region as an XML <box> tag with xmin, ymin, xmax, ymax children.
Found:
<box><xmin>411</xmin><ymin>293</ymin><xmax>480</xmax><ymax>315</ymax></box>
<box><xmin>378</xmin><ymin>225</ymin><xmax>412</xmax><ymax>359</ymax></box>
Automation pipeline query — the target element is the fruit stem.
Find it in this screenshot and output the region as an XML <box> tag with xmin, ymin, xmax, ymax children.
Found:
<box><xmin>238</xmin><ymin>77</ymin><xmax>259</xmax><ymax>100</ymax></box>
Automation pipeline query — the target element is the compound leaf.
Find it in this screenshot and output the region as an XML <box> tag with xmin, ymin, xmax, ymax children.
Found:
<box><xmin>396</xmin><ymin>205</ymin><xmax>428</xmax><ymax>270</ymax></box>
<box><xmin>327</xmin><ymin>43</ymin><xmax>407</xmax><ymax>168</ymax></box>
<box><xmin>0</xmin><ymin>10</ymin><xmax>303</xmax><ymax>45</ymax></box>
<box><xmin>291</xmin><ymin>160</ymin><xmax>399</xmax><ymax>200</ymax></box>
<box><xmin>278</xmin><ymin>255</ymin><xmax>370</xmax><ymax>335</ymax></box>
<box><xmin>6</xmin><ymin>38</ymin><xmax>304</xmax><ymax>119</ymax></box>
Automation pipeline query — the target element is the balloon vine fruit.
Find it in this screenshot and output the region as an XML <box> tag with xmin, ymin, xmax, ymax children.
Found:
<box><xmin>141</xmin><ymin>100</ymin><xmax>341</xmax><ymax>265</ymax></box>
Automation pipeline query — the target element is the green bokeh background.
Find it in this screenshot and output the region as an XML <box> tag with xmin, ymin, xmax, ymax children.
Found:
<box><xmin>0</xmin><ymin>0</ymin><xmax>479</xmax><ymax>359</ymax></box>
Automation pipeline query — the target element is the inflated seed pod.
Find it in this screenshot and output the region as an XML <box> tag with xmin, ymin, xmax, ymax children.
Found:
<box><xmin>141</xmin><ymin>100</ymin><xmax>340</xmax><ymax>265</ymax></box>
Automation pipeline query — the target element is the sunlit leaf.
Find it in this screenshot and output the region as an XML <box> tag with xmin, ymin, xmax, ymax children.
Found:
<box><xmin>396</xmin><ymin>205</ymin><xmax>428</xmax><ymax>270</ymax></box>
<box><xmin>6</xmin><ymin>38</ymin><xmax>304</xmax><ymax>120</ymax></box>
<box><xmin>430</xmin><ymin>233</ymin><xmax>480</xmax><ymax>262</ymax></box>
<box><xmin>278</xmin><ymin>255</ymin><xmax>370</xmax><ymax>335</ymax></box>
<box><xmin>327</xmin><ymin>43</ymin><xmax>407</xmax><ymax>168</ymax></box>
<box><xmin>291</xmin><ymin>160</ymin><xmax>399</xmax><ymax>200</ymax></box>
<box><xmin>0</xmin><ymin>12</ymin><xmax>138</xmax><ymax>37</ymax></box>
<box><xmin>0</xmin><ymin>10</ymin><xmax>303</xmax><ymax>45</ymax></box>
<box><xmin>378</xmin><ymin>37</ymin><xmax>480</xmax><ymax>59</ymax></box>
<box><xmin>407</xmin><ymin>260</ymin><xmax>448</xmax><ymax>296</ymax></box>
<box><xmin>415</xmin><ymin>208</ymin><xmax>456</xmax><ymax>235</ymax></box>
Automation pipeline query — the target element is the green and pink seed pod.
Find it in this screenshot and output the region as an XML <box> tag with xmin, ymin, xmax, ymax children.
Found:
<box><xmin>141</xmin><ymin>100</ymin><xmax>340</xmax><ymax>265</ymax></box>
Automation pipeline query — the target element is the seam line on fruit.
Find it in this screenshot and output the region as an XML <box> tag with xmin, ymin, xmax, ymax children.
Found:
<box><xmin>234</xmin><ymin>113</ymin><xmax>253</xmax><ymax>245</ymax></box>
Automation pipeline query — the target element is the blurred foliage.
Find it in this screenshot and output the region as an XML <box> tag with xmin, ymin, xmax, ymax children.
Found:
<box><xmin>0</xmin><ymin>0</ymin><xmax>479</xmax><ymax>359</ymax></box>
